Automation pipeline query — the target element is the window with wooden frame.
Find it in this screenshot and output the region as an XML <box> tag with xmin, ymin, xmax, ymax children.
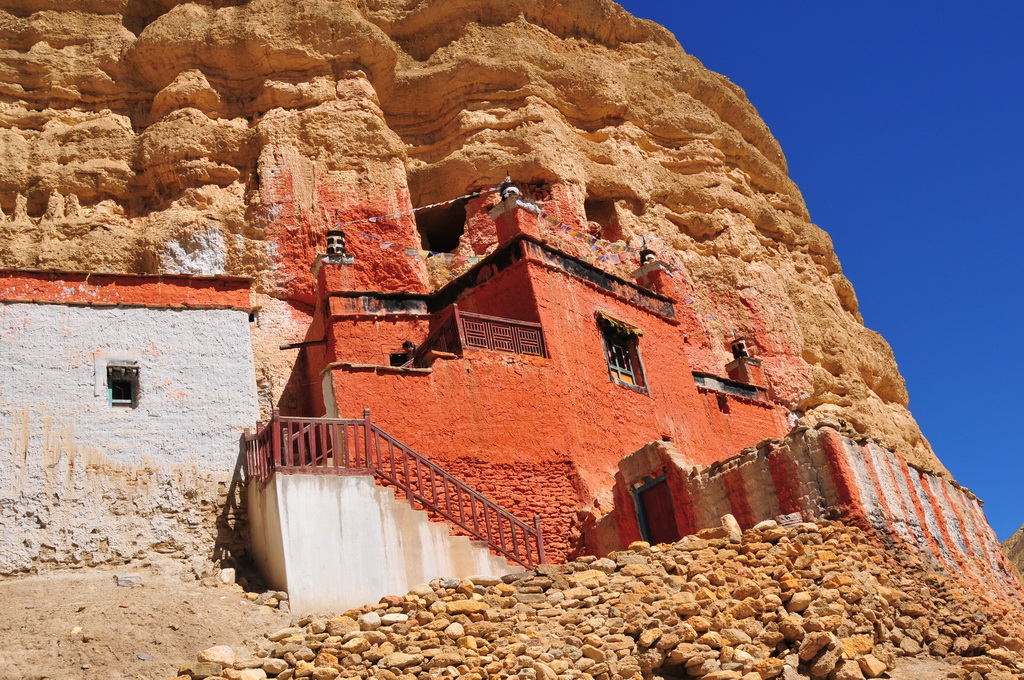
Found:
<box><xmin>596</xmin><ymin>312</ymin><xmax>648</xmax><ymax>393</ymax></box>
<box><xmin>107</xmin><ymin>363</ymin><xmax>139</xmax><ymax>407</ymax></box>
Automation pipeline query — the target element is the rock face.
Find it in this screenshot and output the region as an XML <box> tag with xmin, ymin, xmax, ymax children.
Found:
<box><xmin>0</xmin><ymin>0</ymin><xmax>937</xmax><ymax>470</ymax></box>
<box><xmin>1003</xmin><ymin>524</ymin><xmax>1024</xmax><ymax>576</ymax></box>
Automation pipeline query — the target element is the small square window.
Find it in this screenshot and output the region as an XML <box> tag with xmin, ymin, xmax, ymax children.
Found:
<box><xmin>597</xmin><ymin>313</ymin><xmax>648</xmax><ymax>393</ymax></box>
<box><xmin>107</xmin><ymin>364</ymin><xmax>139</xmax><ymax>407</ymax></box>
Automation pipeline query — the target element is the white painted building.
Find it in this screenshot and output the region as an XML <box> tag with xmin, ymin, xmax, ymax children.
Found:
<box><xmin>0</xmin><ymin>304</ymin><xmax>257</xmax><ymax>471</ymax></box>
<box><xmin>0</xmin><ymin>269</ymin><xmax>520</xmax><ymax>600</ymax></box>
<box><xmin>0</xmin><ymin>270</ymin><xmax>258</xmax><ymax>573</ymax></box>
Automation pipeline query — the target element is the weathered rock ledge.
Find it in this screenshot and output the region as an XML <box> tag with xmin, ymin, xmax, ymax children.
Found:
<box><xmin>1003</xmin><ymin>524</ymin><xmax>1024</xmax><ymax>578</ymax></box>
<box><xmin>0</xmin><ymin>0</ymin><xmax>939</xmax><ymax>471</ymax></box>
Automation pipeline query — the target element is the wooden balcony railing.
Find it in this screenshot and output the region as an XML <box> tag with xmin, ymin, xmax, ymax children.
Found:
<box><xmin>244</xmin><ymin>409</ymin><xmax>546</xmax><ymax>568</ymax></box>
<box><xmin>414</xmin><ymin>305</ymin><xmax>546</xmax><ymax>366</ymax></box>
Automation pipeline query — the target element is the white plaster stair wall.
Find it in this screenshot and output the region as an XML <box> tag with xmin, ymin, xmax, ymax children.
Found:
<box><xmin>447</xmin><ymin>535</ymin><xmax>476</xmax><ymax>574</ymax></box>
<box><xmin>416</xmin><ymin>511</ymin><xmax>458</xmax><ymax>583</ymax></box>
<box><xmin>249</xmin><ymin>473</ymin><xmax>522</xmax><ymax>614</ymax></box>
<box><xmin>373</xmin><ymin>489</ymin><xmax>522</xmax><ymax>585</ymax></box>
<box><xmin>378</xmin><ymin>489</ymin><xmax>523</xmax><ymax>587</ymax></box>
<box><xmin>248</xmin><ymin>473</ymin><xmax>287</xmax><ymax>592</ymax></box>
<box><xmin>385</xmin><ymin>488</ymin><xmax>455</xmax><ymax>586</ymax></box>
<box><xmin>470</xmin><ymin>540</ymin><xmax>516</xmax><ymax>574</ymax></box>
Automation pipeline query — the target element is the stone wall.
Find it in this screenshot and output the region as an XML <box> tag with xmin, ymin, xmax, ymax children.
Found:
<box><xmin>438</xmin><ymin>459</ymin><xmax>583</xmax><ymax>564</ymax></box>
<box><xmin>0</xmin><ymin>290</ymin><xmax>258</xmax><ymax>574</ymax></box>
<box><xmin>587</xmin><ymin>424</ymin><xmax>1020</xmax><ymax>598</ymax></box>
<box><xmin>0</xmin><ymin>459</ymin><xmax>248</xmax><ymax>576</ymax></box>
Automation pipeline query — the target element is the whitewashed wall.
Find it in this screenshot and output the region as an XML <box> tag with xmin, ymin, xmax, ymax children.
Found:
<box><xmin>249</xmin><ymin>474</ymin><xmax>516</xmax><ymax>614</ymax></box>
<box><xmin>0</xmin><ymin>303</ymin><xmax>258</xmax><ymax>573</ymax></box>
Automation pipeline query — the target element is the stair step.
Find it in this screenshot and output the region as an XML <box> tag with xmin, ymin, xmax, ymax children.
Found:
<box><xmin>253</xmin><ymin>415</ymin><xmax>542</xmax><ymax>578</ymax></box>
<box><xmin>382</xmin><ymin>491</ymin><xmax>522</xmax><ymax>576</ymax></box>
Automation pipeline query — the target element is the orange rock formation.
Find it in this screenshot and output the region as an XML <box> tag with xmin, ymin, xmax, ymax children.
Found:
<box><xmin>1004</xmin><ymin>524</ymin><xmax>1024</xmax><ymax>576</ymax></box>
<box><xmin>0</xmin><ymin>0</ymin><xmax>939</xmax><ymax>471</ymax></box>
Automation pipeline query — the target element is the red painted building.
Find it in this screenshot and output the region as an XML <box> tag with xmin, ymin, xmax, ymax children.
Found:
<box><xmin>286</xmin><ymin>183</ymin><xmax>791</xmax><ymax>560</ymax></box>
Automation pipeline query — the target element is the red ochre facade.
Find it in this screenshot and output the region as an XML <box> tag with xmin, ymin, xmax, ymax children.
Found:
<box><xmin>0</xmin><ymin>269</ymin><xmax>252</xmax><ymax>310</ymax></box>
<box><xmin>594</xmin><ymin>425</ymin><xmax>1023</xmax><ymax>605</ymax></box>
<box><xmin>259</xmin><ymin>160</ymin><xmax>430</xmax><ymax>305</ymax></box>
<box><xmin>291</xmin><ymin>198</ymin><xmax>791</xmax><ymax>561</ymax></box>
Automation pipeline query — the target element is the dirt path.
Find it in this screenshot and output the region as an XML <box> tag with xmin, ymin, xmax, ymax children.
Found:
<box><xmin>0</xmin><ymin>563</ymin><xmax>291</xmax><ymax>680</ymax></box>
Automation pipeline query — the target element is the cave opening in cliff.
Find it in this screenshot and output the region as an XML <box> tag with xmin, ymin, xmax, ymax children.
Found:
<box><xmin>122</xmin><ymin>1</ymin><xmax>161</xmax><ymax>35</ymax></box>
<box><xmin>415</xmin><ymin>197</ymin><xmax>468</xmax><ymax>253</ymax></box>
<box><xmin>585</xmin><ymin>198</ymin><xmax>621</xmax><ymax>241</ymax></box>
<box><xmin>123</xmin><ymin>0</ymin><xmax>247</xmax><ymax>34</ymax></box>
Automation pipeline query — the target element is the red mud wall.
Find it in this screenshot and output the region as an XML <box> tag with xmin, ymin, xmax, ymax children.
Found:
<box><xmin>451</xmin><ymin>262</ymin><xmax>541</xmax><ymax>323</ymax></box>
<box><xmin>437</xmin><ymin>459</ymin><xmax>582</xmax><ymax>563</ymax></box>
<box><xmin>322</xmin><ymin>251</ymin><xmax>791</xmax><ymax>560</ymax></box>
<box><xmin>0</xmin><ymin>270</ymin><xmax>251</xmax><ymax>309</ymax></box>
<box><xmin>600</xmin><ymin>424</ymin><xmax>1022</xmax><ymax>600</ymax></box>
<box><xmin>695</xmin><ymin>388</ymin><xmax>789</xmax><ymax>463</ymax></box>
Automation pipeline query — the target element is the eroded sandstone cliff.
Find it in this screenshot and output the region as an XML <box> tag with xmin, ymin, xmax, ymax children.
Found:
<box><xmin>0</xmin><ymin>0</ymin><xmax>940</xmax><ymax>471</ymax></box>
<box><xmin>1004</xmin><ymin>524</ymin><xmax>1024</xmax><ymax>577</ymax></box>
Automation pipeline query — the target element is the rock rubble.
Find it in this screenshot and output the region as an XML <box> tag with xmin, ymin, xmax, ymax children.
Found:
<box><xmin>170</xmin><ymin>519</ymin><xmax>1024</xmax><ymax>680</ymax></box>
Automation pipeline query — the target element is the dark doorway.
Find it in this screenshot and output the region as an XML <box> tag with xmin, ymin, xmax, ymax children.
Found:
<box><xmin>584</xmin><ymin>198</ymin><xmax>621</xmax><ymax>241</ymax></box>
<box><xmin>415</xmin><ymin>196</ymin><xmax>468</xmax><ymax>252</ymax></box>
<box><xmin>635</xmin><ymin>476</ymin><xmax>681</xmax><ymax>545</ymax></box>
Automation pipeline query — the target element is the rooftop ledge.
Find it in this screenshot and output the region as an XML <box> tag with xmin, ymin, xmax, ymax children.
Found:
<box><xmin>433</xmin><ymin>235</ymin><xmax>676</xmax><ymax>320</ymax></box>
<box><xmin>320</xmin><ymin>235</ymin><xmax>678</xmax><ymax>322</ymax></box>
<box><xmin>0</xmin><ymin>268</ymin><xmax>252</xmax><ymax>311</ymax></box>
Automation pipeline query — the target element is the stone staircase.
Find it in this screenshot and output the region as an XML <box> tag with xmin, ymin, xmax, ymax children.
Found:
<box><xmin>248</xmin><ymin>471</ymin><xmax>520</xmax><ymax>615</ymax></box>
<box><xmin>373</xmin><ymin>483</ymin><xmax>518</xmax><ymax>585</ymax></box>
<box><xmin>245</xmin><ymin>411</ymin><xmax>546</xmax><ymax>571</ymax></box>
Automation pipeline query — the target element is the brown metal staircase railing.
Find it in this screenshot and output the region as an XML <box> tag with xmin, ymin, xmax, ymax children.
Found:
<box><xmin>245</xmin><ymin>409</ymin><xmax>546</xmax><ymax>568</ymax></box>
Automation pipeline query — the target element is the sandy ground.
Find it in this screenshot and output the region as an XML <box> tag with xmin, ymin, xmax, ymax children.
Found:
<box><xmin>0</xmin><ymin>562</ymin><xmax>291</xmax><ymax>680</ymax></box>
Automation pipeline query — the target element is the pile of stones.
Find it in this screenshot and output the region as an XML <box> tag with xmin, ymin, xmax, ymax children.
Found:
<box><xmin>244</xmin><ymin>590</ymin><xmax>290</xmax><ymax>610</ymax></box>
<box><xmin>213</xmin><ymin>567</ymin><xmax>289</xmax><ymax>610</ymax></box>
<box><xmin>171</xmin><ymin>520</ymin><xmax>1024</xmax><ymax>680</ymax></box>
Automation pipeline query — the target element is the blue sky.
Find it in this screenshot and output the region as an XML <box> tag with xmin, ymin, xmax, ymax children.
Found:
<box><xmin>615</xmin><ymin>2</ymin><xmax>1023</xmax><ymax>539</ymax></box>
